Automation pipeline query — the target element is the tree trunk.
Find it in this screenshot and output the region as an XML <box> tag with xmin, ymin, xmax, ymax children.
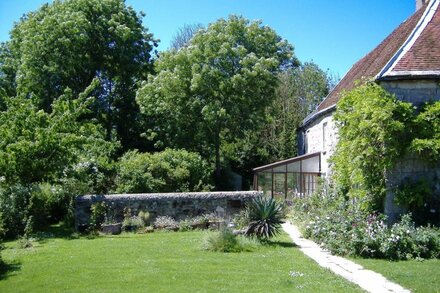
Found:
<box><xmin>214</xmin><ymin>129</ymin><xmax>221</xmax><ymax>190</ymax></box>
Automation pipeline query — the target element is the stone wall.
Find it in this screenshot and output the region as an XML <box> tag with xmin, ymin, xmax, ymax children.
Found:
<box><xmin>380</xmin><ymin>80</ymin><xmax>440</xmax><ymax>106</ymax></box>
<box><xmin>75</xmin><ymin>191</ymin><xmax>262</xmax><ymax>229</ymax></box>
<box><xmin>385</xmin><ymin>154</ymin><xmax>440</xmax><ymax>223</ymax></box>
<box><xmin>302</xmin><ymin>111</ymin><xmax>338</xmax><ymax>176</ymax></box>
<box><xmin>381</xmin><ymin>79</ymin><xmax>440</xmax><ymax>222</ymax></box>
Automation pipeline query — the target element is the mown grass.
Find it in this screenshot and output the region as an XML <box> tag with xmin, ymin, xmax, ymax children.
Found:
<box><xmin>351</xmin><ymin>257</ymin><xmax>440</xmax><ymax>293</ymax></box>
<box><xmin>0</xmin><ymin>229</ymin><xmax>364</xmax><ymax>292</ymax></box>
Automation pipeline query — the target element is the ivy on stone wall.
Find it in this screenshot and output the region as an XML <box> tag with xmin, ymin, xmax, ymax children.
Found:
<box><xmin>332</xmin><ymin>82</ymin><xmax>416</xmax><ymax>211</ymax></box>
<box><xmin>410</xmin><ymin>101</ymin><xmax>440</xmax><ymax>161</ymax></box>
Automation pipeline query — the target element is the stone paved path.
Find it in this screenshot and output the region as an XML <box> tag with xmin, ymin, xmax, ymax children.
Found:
<box><xmin>282</xmin><ymin>222</ymin><xmax>410</xmax><ymax>293</ymax></box>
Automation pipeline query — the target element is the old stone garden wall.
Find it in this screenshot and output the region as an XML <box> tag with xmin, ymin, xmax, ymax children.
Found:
<box><xmin>75</xmin><ymin>191</ymin><xmax>262</xmax><ymax>229</ymax></box>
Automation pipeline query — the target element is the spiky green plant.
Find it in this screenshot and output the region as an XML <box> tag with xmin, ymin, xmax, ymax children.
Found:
<box><xmin>245</xmin><ymin>196</ymin><xmax>284</xmax><ymax>240</ymax></box>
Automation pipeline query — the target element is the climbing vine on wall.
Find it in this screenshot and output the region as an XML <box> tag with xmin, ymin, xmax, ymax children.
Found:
<box><xmin>332</xmin><ymin>82</ymin><xmax>416</xmax><ymax>211</ymax></box>
<box><xmin>410</xmin><ymin>101</ymin><xmax>440</xmax><ymax>161</ymax></box>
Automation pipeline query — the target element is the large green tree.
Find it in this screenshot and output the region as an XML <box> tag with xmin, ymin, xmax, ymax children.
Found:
<box><xmin>136</xmin><ymin>16</ymin><xmax>295</xmax><ymax>185</ymax></box>
<box><xmin>264</xmin><ymin>62</ymin><xmax>334</xmax><ymax>161</ymax></box>
<box><xmin>0</xmin><ymin>0</ymin><xmax>157</xmax><ymax>151</ymax></box>
<box><xmin>223</xmin><ymin>62</ymin><xmax>334</xmax><ymax>188</ymax></box>
<box><xmin>0</xmin><ymin>80</ymin><xmax>114</xmax><ymax>185</ymax></box>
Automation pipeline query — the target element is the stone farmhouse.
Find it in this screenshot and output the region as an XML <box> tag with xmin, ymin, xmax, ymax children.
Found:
<box><xmin>254</xmin><ymin>0</ymin><xmax>440</xmax><ymax>220</ymax></box>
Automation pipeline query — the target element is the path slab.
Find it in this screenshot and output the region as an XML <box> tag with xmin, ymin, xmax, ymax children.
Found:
<box><xmin>282</xmin><ymin>222</ymin><xmax>410</xmax><ymax>293</ymax></box>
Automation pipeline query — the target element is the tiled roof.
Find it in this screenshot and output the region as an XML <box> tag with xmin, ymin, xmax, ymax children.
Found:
<box><xmin>315</xmin><ymin>1</ymin><xmax>435</xmax><ymax>112</ymax></box>
<box><xmin>393</xmin><ymin>2</ymin><xmax>440</xmax><ymax>73</ymax></box>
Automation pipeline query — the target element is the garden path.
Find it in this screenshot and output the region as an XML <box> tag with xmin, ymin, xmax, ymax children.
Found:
<box><xmin>282</xmin><ymin>222</ymin><xmax>410</xmax><ymax>293</ymax></box>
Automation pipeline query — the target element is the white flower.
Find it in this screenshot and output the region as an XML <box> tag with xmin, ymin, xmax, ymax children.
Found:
<box><xmin>289</xmin><ymin>271</ymin><xmax>304</xmax><ymax>277</ymax></box>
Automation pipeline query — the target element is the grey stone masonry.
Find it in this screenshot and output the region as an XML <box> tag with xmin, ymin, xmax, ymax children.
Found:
<box><xmin>385</xmin><ymin>154</ymin><xmax>440</xmax><ymax>223</ymax></box>
<box><xmin>75</xmin><ymin>191</ymin><xmax>262</xmax><ymax>230</ymax></box>
<box><xmin>381</xmin><ymin>80</ymin><xmax>440</xmax><ymax>106</ymax></box>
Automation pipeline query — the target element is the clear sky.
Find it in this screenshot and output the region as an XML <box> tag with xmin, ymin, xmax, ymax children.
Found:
<box><xmin>0</xmin><ymin>0</ymin><xmax>416</xmax><ymax>77</ymax></box>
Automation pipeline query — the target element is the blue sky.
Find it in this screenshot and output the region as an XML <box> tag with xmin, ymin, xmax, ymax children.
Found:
<box><xmin>0</xmin><ymin>0</ymin><xmax>416</xmax><ymax>77</ymax></box>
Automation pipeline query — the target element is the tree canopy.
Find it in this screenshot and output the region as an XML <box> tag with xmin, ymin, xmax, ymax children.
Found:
<box><xmin>264</xmin><ymin>62</ymin><xmax>333</xmax><ymax>161</ymax></box>
<box><xmin>0</xmin><ymin>0</ymin><xmax>157</xmax><ymax>150</ymax></box>
<box><xmin>136</xmin><ymin>15</ymin><xmax>296</xmax><ymax>184</ymax></box>
<box><xmin>169</xmin><ymin>23</ymin><xmax>204</xmax><ymax>51</ymax></box>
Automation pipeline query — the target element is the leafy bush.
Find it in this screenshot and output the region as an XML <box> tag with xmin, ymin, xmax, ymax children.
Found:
<box><xmin>138</xmin><ymin>211</ymin><xmax>151</xmax><ymax>226</ymax></box>
<box><xmin>291</xmin><ymin>188</ymin><xmax>440</xmax><ymax>260</ymax></box>
<box><xmin>122</xmin><ymin>208</ymin><xmax>149</xmax><ymax>232</ymax></box>
<box><xmin>178</xmin><ymin>219</ymin><xmax>193</xmax><ymax>232</ymax></box>
<box><xmin>122</xmin><ymin>216</ymin><xmax>145</xmax><ymax>232</ymax></box>
<box><xmin>410</xmin><ymin>101</ymin><xmax>440</xmax><ymax>161</ymax></box>
<box><xmin>89</xmin><ymin>202</ymin><xmax>108</xmax><ymax>231</ymax></box>
<box><xmin>332</xmin><ymin>82</ymin><xmax>414</xmax><ymax>211</ymax></box>
<box><xmin>153</xmin><ymin>216</ymin><xmax>179</xmax><ymax>231</ymax></box>
<box><xmin>245</xmin><ymin>196</ymin><xmax>284</xmax><ymax>240</ymax></box>
<box><xmin>115</xmin><ymin>149</ymin><xmax>212</xmax><ymax>193</ymax></box>
<box><xmin>203</xmin><ymin>229</ymin><xmax>257</xmax><ymax>252</ymax></box>
<box><xmin>233</xmin><ymin>209</ymin><xmax>250</xmax><ymax>230</ymax></box>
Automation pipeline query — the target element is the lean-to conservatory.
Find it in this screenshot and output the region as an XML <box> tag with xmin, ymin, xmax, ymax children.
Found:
<box><xmin>253</xmin><ymin>152</ymin><xmax>321</xmax><ymax>200</ymax></box>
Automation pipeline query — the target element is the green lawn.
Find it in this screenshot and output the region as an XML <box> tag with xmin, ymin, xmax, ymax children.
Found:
<box><xmin>351</xmin><ymin>257</ymin><xmax>440</xmax><ymax>293</ymax></box>
<box><xmin>0</xmin><ymin>229</ymin><xmax>364</xmax><ymax>293</ymax></box>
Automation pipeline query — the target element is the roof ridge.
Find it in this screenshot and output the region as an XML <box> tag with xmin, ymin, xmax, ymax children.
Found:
<box><xmin>314</xmin><ymin>3</ymin><xmax>427</xmax><ymax>112</ymax></box>
<box><xmin>377</xmin><ymin>0</ymin><xmax>439</xmax><ymax>79</ymax></box>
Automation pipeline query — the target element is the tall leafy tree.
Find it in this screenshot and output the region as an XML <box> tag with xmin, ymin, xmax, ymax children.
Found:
<box><xmin>224</xmin><ymin>62</ymin><xmax>334</xmax><ymax>188</ymax></box>
<box><xmin>136</xmin><ymin>16</ymin><xmax>295</xmax><ymax>186</ymax></box>
<box><xmin>0</xmin><ymin>80</ymin><xmax>114</xmax><ymax>185</ymax></box>
<box><xmin>263</xmin><ymin>62</ymin><xmax>334</xmax><ymax>161</ymax></box>
<box><xmin>0</xmin><ymin>0</ymin><xmax>157</xmax><ymax>151</ymax></box>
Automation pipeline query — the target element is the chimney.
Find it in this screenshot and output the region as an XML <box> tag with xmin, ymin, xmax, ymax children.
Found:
<box><xmin>416</xmin><ymin>0</ymin><xmax>428</xmax><ymax>11</ymax></box>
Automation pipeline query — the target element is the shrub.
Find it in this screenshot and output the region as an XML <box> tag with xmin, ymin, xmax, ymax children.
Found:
<box><xmin>179</xmin><ymin>219</ymin><xmax>193</xmax><ymax>232</ymax></box>
<box><xmin>233</xmin><ymin>209</ymin><xmax>250</xmax><ymax>230</ymax></box>
<box><xmin>0</xmin><ymin>184</ymin><xmax>32</xmax><ymax>237</ymax></box>
<box><xmin>291</xmin><ymin>188</ymin><xmax>440</xmax><ymax>260</ymax></box>
<box><xmin>203</xmin><ymin>229</ymin><xmax>255</xmax><ymax>252</ymax></box>
<box><xmin>245</xmin><ymin>196</ymin><xmax>284</xmax><ymax>240</ymax></box>
<box><xmin>153</xmin><ymin>216</ymin><xmax>179</xmax><ymax>231</ymax></box>
<box><xmin>138</xmin><ymin>210</ymin><xmax>151</xmax><ymax>226</ymax></box>
<box><xmin>115</xmin><ymin>149</ymin><xmax>212</xmax><ymax>193</ymax></box>
<box><xmin>122</xmin><ymin>216</ymin><xmax>145</xmax><ymax>232</ymax></box>
<box><xmin>89</xmin><ymin>202</ymin><xmax>108</xmax><ymax>231</ymax></box>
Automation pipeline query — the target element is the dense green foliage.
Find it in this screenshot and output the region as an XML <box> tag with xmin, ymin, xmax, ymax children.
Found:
<box><xmin>245</xmin><ymin>196</ymin><xmax>284</xmax><ymax>240</ymax></box>
<box><xmin>0</xmin><ymin>230</ymin><xmax>364</xmax><ymax>292</ymax></box>
<box><xmin>410</xmin><ymin>101</ymin><xmax>440</xmax><ymax>161</ymax></box>
<box><xmin>203</xmin><ymin>228</ymin><xmax>256</xmax><ymax>252</ymax></box>
<box><xmin>333</xmin><ymin>82</ymin><xmax>440</xmax><ymax>215</ymax></box>
<box><xmin>0</xmin><ymin>82</ymin><xmax>113</xmax><ymax>185</ymax></box>
<box><xmin>0</xmin><ymin>0</ymin><xmax>157</xmax><ymax>150</ymax></box>
<box><xmin>136</xmin><ymin>15</ymin><xmax>295</xmax><ymax>184</ymax></box>
<box><xmin>0</xmin><ymin>0</ymin><xmax>332</xmax><ymax>238</ymax></box>
<box><xmin>115</xmin><ymin>149</ymin><xmax>212</xmax><ymax>193</ymax></box>
<box><xmin>0</xmin><ymin>82</ymin><xmax>116</xmax><ymax>237</ymax></box>
<box><xmin>291</xmin><ymin>189</ymin><xmax>440</xmax><ymax>260</ymax></box>
<box><xmin>332</xmin><ymin>83</ymin><xmax>414</xmax><ymax>210</ymax></box>
<box><xmin>261</xmin><ymin>62</ymin><xmax>333</xmax><ymax>161</ymax></box>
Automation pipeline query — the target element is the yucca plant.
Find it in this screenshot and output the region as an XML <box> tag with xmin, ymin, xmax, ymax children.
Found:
<box><xmin>245</xmin><ymin>196</ymin><xmax>284</xmax><ymax>240</ymax></box>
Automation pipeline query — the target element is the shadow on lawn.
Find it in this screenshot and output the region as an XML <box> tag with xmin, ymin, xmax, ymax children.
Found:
<box><xmin>0</xmin><ymin>261</ymin><xmax>22</xmax><ymax>281</ymax></box>
<box><xmin>32</xmin><ymin>223</ymin><xmax>80</xmax><ymax>244</ymax></box>
<box><xmin>264</xmin><ymin>240</ymin><xmax>297</xmax><ymax>248</ymax></box>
